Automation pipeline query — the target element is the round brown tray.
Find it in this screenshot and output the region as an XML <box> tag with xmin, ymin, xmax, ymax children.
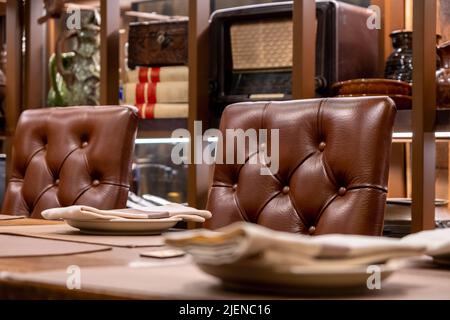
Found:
<box><xmin>332</xmin><ymin>78</ymin><xmax>412</xmax><ymax>109</ymax></box>
<box><xmin>332</xmin><ymin>78</ymin><xmax>412</xmax><ymax>95</ymax></box>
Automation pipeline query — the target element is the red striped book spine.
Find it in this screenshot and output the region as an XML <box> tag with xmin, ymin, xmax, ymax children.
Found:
<box><xmin>137</xmin><ymin>103</ymin><xmax>156</xmax><ymax>119</ymax></box>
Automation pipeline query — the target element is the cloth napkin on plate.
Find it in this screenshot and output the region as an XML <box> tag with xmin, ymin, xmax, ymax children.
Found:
<box><xmin>165</xmin><ymin>222</ymin><xmax>426</xmax><ymax>267</ymax></box>
<box><xmin>42</xmin><ymin>204</ymin><xmax>212</xmax><ymax>223</ymax></box>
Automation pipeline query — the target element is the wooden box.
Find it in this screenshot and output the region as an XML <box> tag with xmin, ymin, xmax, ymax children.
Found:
<box><xmin>128</xmin><ymin>18</ymin><xmax>188</xmax><ymax>68</ymax></box>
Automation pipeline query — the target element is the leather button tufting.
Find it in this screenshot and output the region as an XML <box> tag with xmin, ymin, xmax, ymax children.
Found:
<box><xmin>308</xmin><ymin>226</ymin><xmax>316</xmax><ymax>235</ymax></box>
<box><xmin>338</xmin><ymin>187</ymin><xmax>347</xmax><ymax>196</ymax></box>
<box><xmin>1</xmin><ymin>106</ymin><xmax>138</xmax><ymax>218</ymax></box>
<box><xmin>282</xmin><ymin>186</ymin><xmax>290</xmax><ymax>194</ymax></box>
<box><xmin>319</xmin><ymin>142</ymin><xmax>326</xmax><ymax>152</ymax></box>
<box><xmin>232</xmin><ymin>184</ymin><xmax>238</xmax><ymax>191</ymax></box>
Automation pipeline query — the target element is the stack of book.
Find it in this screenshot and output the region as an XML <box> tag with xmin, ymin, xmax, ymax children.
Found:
<box><xmin>123</xmin><ymin>66</ymin><xmax>189</xmax><ymax>119</ymax></box>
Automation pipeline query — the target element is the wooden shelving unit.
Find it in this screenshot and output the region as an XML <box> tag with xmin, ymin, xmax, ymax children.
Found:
<box><xmin>411</xmin><ymin>0</ymin><xmax>437</xmax><ymax>232</ymax></box>
<box><xmin>187</xmin><ymin>0</ymin><xmax>210</xmax><ymax>209</ymax></box>
<box><xmin>294</xmin><ymin>0</ymin><xmax>440</xmax><ymax>232</ymax></box>
<box><xmin>0</xmin><ymin>0</ymin><xmax>445</xmax><ymax>230</ymax></box>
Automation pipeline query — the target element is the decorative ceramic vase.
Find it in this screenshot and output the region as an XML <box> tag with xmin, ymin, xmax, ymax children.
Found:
<box><xmin>48</xmin><ymin>9</ymin><xmax>100</xmax><ymax>106</ymax></box>
<box><xmin>437</xmin><ymin>41</ymin><xmax>450</xmax><ymax>108</ymax></box>
<box><xmin>385</xmin><ymin>30</ymin><xmax>413</xmax><ymax>83</ymax></box>
<box><xmin>385</xmin><ymin>30</ymin><xmax>441</xmax><ymax>83</ymax></box>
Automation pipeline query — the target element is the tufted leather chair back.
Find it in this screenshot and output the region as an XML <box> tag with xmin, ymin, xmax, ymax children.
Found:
<box><xmin>1</xmin><ymin>106</ymin><xmax>138</xmax><ymax>218</ymax></box>
<box><xmin>205</xmin><ymin>97</ymin><xmax>396</xmax><ymax>236</ymax></box>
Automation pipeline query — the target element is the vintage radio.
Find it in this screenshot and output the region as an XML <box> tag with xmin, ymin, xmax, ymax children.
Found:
<box><xmin>209</xmin><ymin>1</ymin><xmax>379</xmax><ymax>111</ymax></box>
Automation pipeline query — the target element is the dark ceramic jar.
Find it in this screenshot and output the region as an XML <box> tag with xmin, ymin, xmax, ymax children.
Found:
<box><xmin>385</xmin><ymin>30</ymin><xmax>441</xmax><ymax>83</ymax></box>
<box><xmin>385</xmin><ymin>30</ymin><xmax>413</xmax><ymax>83</ymax></box>
<box><xmin>437</xmin><ymin>41</ymin><xmax>450</xmax><ymax>108</ymax></box>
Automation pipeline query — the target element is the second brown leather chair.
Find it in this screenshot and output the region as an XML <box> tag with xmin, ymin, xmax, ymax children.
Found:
<box><xmin>205</xmin><ymin>97</ymin><xmax>396</xmax><ymax>236</ymax></box>
<box><xmin>1</xmin><ymin>106</ymin><xmax>138</xmax><ymax>219</ymax></box>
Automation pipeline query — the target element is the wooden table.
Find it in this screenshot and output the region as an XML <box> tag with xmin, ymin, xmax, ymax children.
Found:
<box><xmin>1</xmin><ymin>220</ymin><xmax>450</xmax><ymax>300</ymax></box>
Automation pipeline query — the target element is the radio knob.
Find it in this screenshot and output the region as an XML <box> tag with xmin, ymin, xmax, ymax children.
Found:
<box><xmin>315</xmin><ymin>76</ymin><xmax>327</xmax><ymax>90</ymax></box>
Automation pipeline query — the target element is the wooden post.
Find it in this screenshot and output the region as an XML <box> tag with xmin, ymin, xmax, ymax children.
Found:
<box><xmin>188</xmin><ymin>0</ymin><xmax>210</xmax><ymax>209</ymax></box>
<box><xmin>100</xmin><ymin>0</ymin><xmax>120</xmax><ymax>105</ymax></box>
<box><xmin>372</xmin><ymin>0</ymin><xmax>405</xmax><ymax>77</ymax></box>
<box><xmin>292</xmin><ymin>0</ymin><xmax>315</xmax><ymax>99</ymax></box>
<box><xmin>45</xmin><ymin>18</ymin><xmax>58</xmax><ymax>94</ymax></box>
<box><xmin>24</xmin><ymin>0</ymin><xmax>45</xmax><ymax>109</ymax></box>
<box><xmin>5</xmin><ymin>0</ymin><xmax>23</xmax><ymax>179</ymax></box>
<box><xmin>411</xmin><ymin>0</ymin><xmax>436</xmax><ymax>232</ymax></box>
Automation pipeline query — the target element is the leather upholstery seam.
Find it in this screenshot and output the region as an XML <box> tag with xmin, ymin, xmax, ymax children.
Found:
<box><xmin>83</xmin><ymin>153</ymin><xmax>92</xmax><ymax>179</ymax></box>
<box><xmin>321</xmin><ymin>151</ymin><xmax>338</xmax><ymax>187</ymax></box>
<box><xmin>317</xmin><ymin>99</ymin><xmax>339</xmax><ymax>188</ymax></box>
<box><xmin>271</xmin><ymin>172</ymin><xmax>284</xmax><ymax>186</ymax></box>
<box><xmin>317</xmin><ymin>99</ymin><xmax>327</xmax><ymax>140</ymax></box>
<box><xmin>23</xmin><ymin>147</ymin><xmax>46</xmax><ymax>175</ymax></box>
<box><xmin>44</xmin><ymin>159</ymin><xmax>56</xmax><ymax>183</ymax></box>
<box><xmin>287</xmin><ymin>193</ymin><xmax>309</xmax><ymax>228</ymax></box>
<box><xmin>72</xmin><ymin>185</ymin><xmax>95</xmax><ymax>206</ymax></box>
<box><xmin>101</xmin><ymin>181</ymin><xmax>131</xmax><ymax>188</ymax></box>
<box><xmin>57</xmin><ymin>146</ymin><xmax>82</xmax><ymax>178</ymax></box>
<box><xmin>211</xmin><ymin>184</ymin><xmax>232</xmax><ymax>188</ymax></box>
<box><xmin>347</xmin><ymin>184</ymin><xmax>388</xmax><ymax>193</ymax></box>
<box><xmin>31</xmin><ymin>184</ymin><xmax>57</xmax><ymax>209</ymax></box>
<box><xmin>314</xmin><ymin>186</ymin><xmax>387</xmax><ymax>226</ymax></box>
<box><xmin>314</xmin><ymin>194</ymin><xmax>339</xmax><ymax>227</ymax></box>
<box><xmin>71</xmin><ymin>182</ymin><xmax>130</xmax><ymax>206</ymax></box>
<box><xmin>287</xmin><ymin>151</ymin><xmax>316</xmax><ymax>181</ymax></box>
<box><xmin>235</xmin><ymin>102</ymin><xmax>271</xmax><ymax>180</ymax></box>
<box><xmin>232</xmin><ymin>192</ymin><xmax>250</xmax><ymax>222</ymax></box>
<box><xmin>261</xmin><ymin>102</ymin><xmax>270</xmax><ymax>130</ymax></box>
<box><xmin>254</xmin><ymin>191</ymin><xmax>283</xmax><ymax>223</ymax></box>
<box><xmin>235</xmin><ymin>152</ymin><xmax>282</xmax><ymax>187</ymax></box>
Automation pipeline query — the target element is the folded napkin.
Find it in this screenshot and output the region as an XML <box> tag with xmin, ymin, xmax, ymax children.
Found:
<box><xmin>42</xmin><ymin>204</ymin><xmax>212</xmax><ymax>223</ymax></box>
<box><xmin>165</xmin><ymin>222</ymin><xmax>426</xmax><ymax>266</ymax></box>
<box><xmin>402</xmin><ymin>228</ymin><xmax>450</xmax><ymax>257</ymax></box>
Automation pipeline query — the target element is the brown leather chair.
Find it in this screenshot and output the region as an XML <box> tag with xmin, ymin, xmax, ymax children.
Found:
<box><xmin>1</xmin><ymin>106</ymin><xmax>138</xmax><ymax>218</ymax></box>
<box><xmin>205</xmin><ymin>97</ymin><xmax>396</xmax><ymax>236</ymax></box>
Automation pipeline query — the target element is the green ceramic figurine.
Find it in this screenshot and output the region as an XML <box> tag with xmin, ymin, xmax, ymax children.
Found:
<box><xmin>39</xmin><ymin>1</ymin><xmax>101</xmax><ymax>106</ymax></box>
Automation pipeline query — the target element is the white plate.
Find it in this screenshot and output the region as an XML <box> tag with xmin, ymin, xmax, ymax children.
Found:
<box><xmin>65</xmin><ymin>218</ymin><xmax>182</xmax><ymax>235</ymax></box>
<box><xmin>197</xmin><ymin>260</ymin><xmax>398</xmax><ymax>295</ymax></box>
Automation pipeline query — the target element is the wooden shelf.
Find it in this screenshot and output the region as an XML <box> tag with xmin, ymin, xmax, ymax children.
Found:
<box><xmin>395</xmin><ymin>109</ymin><xmax>450</xmax><ymax>132</ymax></box>
<box><xmin>137</xmin><ymin>119</ymin><xmax>187</xmax><ymax>139</ymax></box>
<box><xmin>0</xmin><ymin>0</ymin><xmax>442</xmax><ymax>231</ymax></box>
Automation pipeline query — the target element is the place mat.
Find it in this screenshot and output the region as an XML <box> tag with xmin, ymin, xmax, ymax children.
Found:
<box><xmin>0</xmin><ymin>224</ymin><xmax>165</xmax><ymax>248</ymax></box>
<box><xmin>0</xmin><ymin>219</ymin><xmax>64</xmax><ymax>227</ymax></box>
<box><xmin>0</xmin><ymin>215</ymin><xmax>25</xmax><ymax>221</ymax></box>
<box><xmin>0</xmin><ymin>263</ymin><xmax>245</xmax><ymax>300</ymax></box>
<box><xmin>0</xmin><ymin>234</ymin><xmax>111</xmax><ymax>258</ymax></box>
